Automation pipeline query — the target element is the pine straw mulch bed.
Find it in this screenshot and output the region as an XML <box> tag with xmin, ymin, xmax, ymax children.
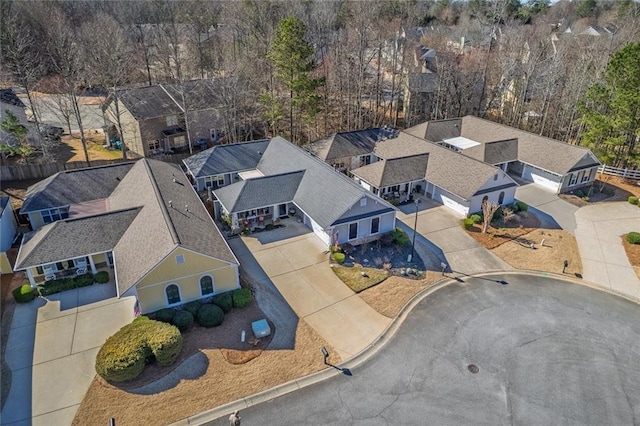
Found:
<box><xmin>622</xmin><ymin>235</ymin><xmax>640</xmax><ymax>280</ymax></box>
<box><xmin>358</xmin><ymin>273</ymin><xmax>441</xmax><ymax>318</ymax></box>
<box><xmin>465</xmin><ymin>211</ymin><xmax>542</xmax><ymax>250</ymax></box>
<box><xmin>0</xmin><ymin>267</ymin><xmax>25</xmax><ymax>410</ymax></box>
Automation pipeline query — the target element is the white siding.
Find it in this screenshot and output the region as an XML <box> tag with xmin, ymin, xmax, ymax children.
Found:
<box><xmin>468</xmin><ymin>187</ymin><xmax>517</xmax><ymax>214</ymax></box>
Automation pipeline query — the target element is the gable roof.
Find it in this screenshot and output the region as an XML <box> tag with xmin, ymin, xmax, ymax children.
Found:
<box><xmin>215</xmin><ymin>171</ymin><xmax>304</xmax><ymax>212</ymax></box>
<box><xmin>183</xmin><ymin>139</ymin><xmax>270</xmax><ymax>178</ymax></box>
<box><xmin>14</xmin><ymin>208</ymin><xmax>140</xmax><ymax>269</ymax></box>
<box><xmin>20</xmin><ymin>163</ymin><xmax>135</xmax><ymax>214</ymax></box>
<box><xmin>210</xmin><ymin>137</ymin><xmax>396</xmax><ymax>229</ymax></box>
<box><xmin>351</xmin><ymin>154</ymin><xmax>429</xmax><ymax>188</ymax></box>
<box><xmin>307</xmin><ymin>128</ymin><xmax>398</xmax><ymax>162</ymax></box>
<box><xmin>0</xmin><ymin>89</ymin><xmax>25</xmax><ymax>107</ymax></box>
<box><xmin>0</xmin><ymin>196</ymin><xmax>10</xmax><ymax>217</ymax></box>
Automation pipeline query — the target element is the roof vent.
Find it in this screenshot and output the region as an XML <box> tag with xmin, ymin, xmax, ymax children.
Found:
<box><xmin>169</xmin><ymin>200</ymin><xmax>173</xmax><ymax>208</ymax></box>
<box><xmin>185</xmin><ymin>204</ymin><xmax>189</xmax><ymax>212</ymax></box>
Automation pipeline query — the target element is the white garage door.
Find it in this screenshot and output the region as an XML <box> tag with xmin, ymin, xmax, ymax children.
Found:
<box><xmin>522</xmin><ymin>165</ymin><xmax>560</xmax><ymax>192</ymax></box>
<box><xmin>310</xmin><ymin>218</ymin><xmax>331</xmax><ymax>245</ymax></box>
<box><xmin>433</xmin><ymin>187</ymin><xmax>469</xmax><ymax>216</ymax></box>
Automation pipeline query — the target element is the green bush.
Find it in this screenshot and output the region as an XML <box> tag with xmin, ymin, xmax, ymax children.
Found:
<box><xmin>12</xmin><ymin>284</ymin><xmax>35</xmax><ymax>303</ymax></box>
<box><xmin>462</xmin><ymin>218</ymin><xmax>475</xmax><ymax>230</ymax></box>
<box><xmin>627</xmin><ymin>232</ymin><xmax>640</xmax><ymax>245</ymax></box>
<box><xmin>73</xmin><ymin>272</ymin><xmax>94</xmax><ymax>287</ymax></box>
<box><xmin>95</xmin><ymin>319</ymin><xmax>182</xmax><ymax>382</ymax></box>
<box><xmin>232</xmin><ymin>288</ymin><xmax>252</xmax><ymax>308</ymax></box>
<box><xmin>154</xmin><ymin>308</ymin><xmax>177</xmax><ymax>323</ymax></box>
<box><xmin>469</xmin><ymin>214</ymin><xmax>482</xmax><ymax>224</ymax></box>
<box><xmin>391</xmin><ymin>228</ymin><xmax>410</xmax><ymax>246</ymax></box>
<box><xmin>212</xmin><ymin>293</ymin><xmax>233</xmax><ymax>313</ymax></box>
<box><xmin>38</xmin><ymin>277</ymin><xmax>77</xmax><ymax>296</ymax></box>
<box><xmin>133</xmin><ymin>315</ymin><xmax>150</xmax><ymax>323</ymax></box>
<box><xmin>183</xmin><ymin>301</ymin><xmax>201</xmax><ymax>317</ymax></box>
<box><xmin>265</xmin><ymin>223</ymin><xmax>274</xmax><ymax>230</ymax></box>
<box><xmin>516</xmin><ymin>201</ymin><xmax>528</xmax><ymax>212</ymax></box>
<box><xmin>172</xmin><ymin>310</ymin><xmax>194</xmax><ymax>332</ymax></box>
<box><xmin>94</xmin><ymin>271</ymin><xmax>110</xmax><ymax>283</ymax></box>
<box><xmin>197</xmin><ymin>304</ymin><xmax>224</xmax><ymax>327</ymax></box>
<box><xmin>380</xmin><ymin>232</ymin><xmax>394</xmax><ymax>246</ymax></box>
<box><xmin>333</xmin><ymin>252</ymin><xmax>346</xmax><ymax>264</ymax></box>
<box><xmin>629</xmin><ymin>196</ymin><xmax>639</xmax><ymax>205</ymax></box>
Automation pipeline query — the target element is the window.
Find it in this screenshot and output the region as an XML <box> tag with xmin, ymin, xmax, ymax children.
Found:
<box><xmin>173</xmin><ymin>136</ymin><xmax>187</xmax><ymax>148</ymax></box>
<box><xmin>360</xmin><ymin>198</ymin><xmax>367</xmax><ymax>207</ymax></box>
<box><xmin>349</xmin><ymin>222</ymin><xmax>358</xmax><ymax>240</ymax></box>
<box><xmin>165</xmin><ymin>284</ymin><xmax>181</xmax><ymax>305</ymax></box>
<box><xmin>482</xmin><ymin>196</ymin><xmax>489</xmax><ymax>205</ymax></box>
<box><xmin>493</xmin><ymin>173</ymin><xmax>498</xmax><ymax>181</ymax></box>
<box><xmin>498</xmin><ymin>191</ymin><xmax>505</xmax><ymax>204</ymax></box>
<box><xmin>200</xmin><ymin>276</ymin><xmax>214</xmax><ymax>296</ymax></box>
<box><xmin>569</xmin><ymin>173</ymin><xmax>578</xmax><ymax>186</ymax></box>
<box><xmin>582</xmin><ymin>169</ymin><xmax>593</xmax><ymax>183</ymax></box>
<box><xmin>148</xmin><ymin>140</ymin><xmax>160</xmax><ymax>151</ymax></box>
<box><xmin>371</xmin><ymin>217</ymin><xmax>380</xmax><ymax>234</ymax></box>
<box><xmin>176</xmin><ymin>254</ymin><xmax>185</xmax><ymax>264</ymax></box>
<box><xmin>204</xmin><ymin>175</ymin><xmax>225</xmax><ymax>188</ymax></box>
<box><xmin>41</xmin><ymin>207</ymin><xmax>69</xmax><ymax>224</ymax></box>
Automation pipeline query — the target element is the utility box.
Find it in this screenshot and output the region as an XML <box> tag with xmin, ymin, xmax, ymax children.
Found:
<box><xmin>251</xmin><ymin>319</ymin><xmax>271</xmax><ymax>338</ymax></box>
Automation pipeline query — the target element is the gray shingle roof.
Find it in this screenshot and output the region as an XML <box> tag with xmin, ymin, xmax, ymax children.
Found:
<box><xmin>215</xmin><ymin>171</ymin><xmax>304</xmax><ymax>212</ymax></box>
<box><xmin>351</xmin><ymin>154</ymin><xmax>429</xmax><ymax>188</ymax></box>
<box><xmin>20</xmin><ymin>163</ymin><xmax>134</xmax><ymax>213</ymax></box>
<box><xmin>462</xmin><ymin>138</ymin><xmax>519</xmax><ymax>165</ymax></box>
<box><xmin>183</xmin><ymin>140</ymin><xmax>270</xmax><ymax>178</ymax></box>
<box><xmin>14</xmin><ymin>208</ymin><xmax>140</xmax><ymax>269</ymax></box>
<box><xmin>0</xmin><ymin>89</ymin><xmax>25</xmax><ymax>107</ymax></box>
<box><xmin>307</xmin><ymin>128</ymin><xmax>398</xmax><ymax>161</ymax></box>
<box><xmin>0</xmin><ymin>196</ymin><xmax>10</xmax><ymax>216</ymax></box>
<box><xmin>115</xmin><ymin>86</ymin><xmax>183</xmax><ymax>120</ymax></box>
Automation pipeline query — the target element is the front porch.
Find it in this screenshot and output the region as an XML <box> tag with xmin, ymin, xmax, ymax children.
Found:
<box><xmin>25</xmin><ymin>252</ymin><xmax>113</xmax><ymax>287</ymax></box>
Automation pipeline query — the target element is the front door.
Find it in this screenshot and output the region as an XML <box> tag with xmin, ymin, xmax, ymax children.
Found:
<box><xmin>279</xmin><ymin>204</ymin><xmax>287</xmax><ymax>216</ymax></box>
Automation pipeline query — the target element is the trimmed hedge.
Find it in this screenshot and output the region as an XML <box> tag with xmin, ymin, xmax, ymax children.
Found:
<box><xmin>232</xmin><ymin>288</ymin><xmax>252</xmax><ymax>308</ymax></box>
<box><xmin>212</xmin><ymin>293</ymin><xmax>233</xmax><ymax>313</ymax></box>
<box><xmin>38</xmin><ymin>273</ymin><xmax>95</xmax><ymax>296</ymax></box>
<box><xmin>333</xmin><ymin>252</ymin><xmax>346</xmax><ymax>264</ymax></box>
<box><xmin>629</xmin><ymin>196</ymin><xmax>639</xmax><ymax>205</ymax></box>
<box><xmin>172</xmin><ymin>310</ymin><xmax>194</xmax><ymax>332</ymax></box>
<box><xmin>94</xmin><ymin>271</ymin><xmax>110</xmax><ymax>283</ymax></box>
<box><xmin>95</xmin><ymin>319</ymin><xmax>183</xmax><ymax>382</ymax></box>
<box><xmin>154</xmin><ymin>308</ymin><xmax>177</xmax><ymax>323</ymax></box>
<box><xmin>469</xmin><ymin>214</ymin><xmax>482</xmax><ymax>224</ymax></box>
<box><xmin>462</xmin><ymin>218</ymin><xmax>474</xmax><ymax>230</ymax></box>
<box><xmin>12</xmin><ymin>284</ymin><xmax>35</xmax><ymax>303</ymax></box>
<box><xmin>183</xmin><ymin>301</ymin><xmax>202</xmax><ymax>317</ymax></box>
<box><xmin>627</xmin><ymin>232</ymin><xmax>640</xmax><ymax>245</ymax></box>
<box><xmin>197</xmin><ymin>304</ymin><xmax>224</xmax><ymax>327</ymax></box>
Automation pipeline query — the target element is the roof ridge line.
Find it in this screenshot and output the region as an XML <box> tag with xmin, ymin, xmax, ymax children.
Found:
<box><xmin>159</xmin><ymin>83</ymin><xmax>184</xmax><ymax>113</ymax></box>
<box><xmin>61</xmin><ymin>206</ymin><xmax>141</xmax><ymax>223</ymax></box>
<box><xmin>142</xmin><ymin>159</ymin><xmax>181</xmax><ymax>245</ymax></box>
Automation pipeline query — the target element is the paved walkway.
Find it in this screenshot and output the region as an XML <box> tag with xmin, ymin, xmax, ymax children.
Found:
<box><xmin>2</xmin><ymin>282</ymin><xmax>134</xmax><ymax>425</ymax></box>
<box><xmin>238</xmin><ymin>221</ymin><xmax>390</xmax><ymax>361</ymax></box>
<box><xmin>515</xmin><ymin>184</ymin><xmax>578</xmax><ymax>232</ymax></box>
<box><xmin>575</xmin><ymin>202</ymin><xmax>640</xmax><ymax>299</ymax></box>
<box><xmin>397</xmin><ymin>205</ymin><xmax>511</xmax><ymax>275</ymax></box>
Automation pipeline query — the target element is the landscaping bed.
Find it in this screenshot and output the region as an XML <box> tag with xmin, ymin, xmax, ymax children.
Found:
<box><xmin>331</xmin><ymin>265</ymin><xmax>389</xmax><ymax>293</ymax></box>
<box><xmin>465</xmin><ymin>211</ymin><xmax>541</xmax><ymax>250</ymax></box>
<box><xmin>622</xmin><ymin>233</ymin><xmax>640</xmax><ymax>279</ymax></box>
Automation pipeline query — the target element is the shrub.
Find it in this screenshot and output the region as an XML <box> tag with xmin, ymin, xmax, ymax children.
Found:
<box><xmin>94</xmin><ymin>271</ymin><xmax>110</xmax><ymax>283</ymax></box>
<box><xmin>38</xmin><ymin>277</ymin><xmax>77</xmax><ymax>296</ymax></box>
<box><xmin>12</xmin><ymin>284</ymin><xmax>35</xmax><ymax>303</ymax></box>
<box><xmin>629</xmin><ymin>196</ymin><xmax>639</xmax><ymax>205</ymax></box>
<box><xmin>574</xmin><ymin>189</ymin><xmax>584</xmax><ymax>198</ymax></box>
<box><xmin>265</xmin><ymin>223</ymin><xmax>274</xmax><ymax>230</ymax></box>
<box><xmin>380</xmin><ymin>232</ymin><xmax>394</xmax><ymax>246</ymax></box>
<box><xmin>341</xmin><ymin>243</ymin><xmax>354</xmax><ymax>255</ymax></box>
<box><xmin>154</xmin><ymin>308</ymin><xmax>177</xmax><ymax>323</ymax></box>
<box><xmin>627</xmin><ymin>232</ymin><xmax>640</xmax><ymax>245</ymax></box>
<box><xmin>333</xmin><ymin>252</ymin><xmax>346</xmax><ymax>264</ymax></box>
<box><xmin>197</xmin><ymin>304</ymin><xmax>224</xmax><ymax>327</ymax></box>
<box><xmin>469</xmin><ymin>214</ymin><xmax>482</xmax><ymax>224</ymax></box>
<box><xmin>95</xmin><ymin>319</ymin><xmax>182</xmax><ymax>382</ymax></box>
<box><xmin>232</xmin><ymin>288</ymin><xmax>252</xmax><ymax>308</ymax></box>
<box><xmin>509</xmin><ymin>202</ymin><xmax>519</xmax><ymax>213</ymax></box>
<box><xmin>172</xmin><ymin>310</ymin><xmax>194</xmax><ymax>332</ymax></box>
<box><xmin>462</xmin><ymin>218</ymin><xmax>474</xmax><ymax>230</ymax></box>
<box><xmin>391</xmin><ymin>228</ymin><xmax>410</xmax><ymax>246</ymax></box>
<box><xmin>516</xmin><ymin>201</ymin><xmax>528</xmax><ymax>212</ymax></box>
<box><xmin>133</xmin><ymin>315</ymin><xmax>150</xmax><ymax>323</ymax></box>
<box><xmin>183</xmin><ymin>301</ymin><xmax>201</xmax><ymax>317</ymax></box>
<box><xmin>73</xmin><ymin>272</ymin><xmax>94</xmax><ymax>287</ymax></box>
<box><xmin>212</xmin><ymin>293</ymin><xmax>233</xmax><ymax>313</ymax></box>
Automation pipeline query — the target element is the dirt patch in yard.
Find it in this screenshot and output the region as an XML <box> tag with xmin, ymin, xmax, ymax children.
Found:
<box><xmin>466</xmin><ymin>211</ymin><xmax>541</xmax><ymax>250</ymax></box>
<box><xmin>73</xmin><ymin>319</ymin><xmax>338</xmax><ymax>426</ymax></box>
<box><xmin>621</xmin><ymin>235</ymin><xmax>640</xmax><ymax>280</ymax></box>
<box><xmin>491</xmin><ymin>229</ymin><xmax>583</xmax><ymax>277</ymax></box>
<box><xmin>358</xmin><ymin>273</ymin><xmax>441</xmax><ymax>318</ymax></box>
<box><xmin>58</xmin><ymin>133</ymin><xmax>124</xmax><ymax>163</ymax></box>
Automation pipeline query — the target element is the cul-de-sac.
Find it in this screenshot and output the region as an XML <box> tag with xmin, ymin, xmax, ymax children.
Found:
<box><xmin>1</xmin><ymin>1</ymin><xmax>640</xmax><ymax>425</ymax></box>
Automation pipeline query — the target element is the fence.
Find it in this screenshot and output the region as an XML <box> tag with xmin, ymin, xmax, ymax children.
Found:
<box><xmin>1</xmin><ymin>152</ymin><xmax>191</xmax><ymax>182</ymax></box>
<box><xmin>597</xmin><ymin>165</ymin><xmax>640</xmax><ymax>180</ymax></box>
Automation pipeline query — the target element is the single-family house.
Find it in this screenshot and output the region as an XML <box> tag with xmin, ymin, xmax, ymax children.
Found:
<box><xmin>184</xmin><ymin>137</ymin><xmax>397</xmax><ymax>246</ymax></box>
<box><xmin>0</xmin><ymin>196</ymin><xmax>18</xmax><ymax>273</ymax></box>
<box><xmin>102</xmin><ymin>79</ymin><xmax>224</xmax><ymax>158</ymax></box>
<box><xmin>14</xmin><ymin>159</ymin><xmax>239</xmax><ymax>314</ymax></box>
<box><xmin>406</xmin><ymin>116</ymin><xmax>601</xmax><ymax>193</ymax></box>
<box><xmin>351</xmin><ymin>132</ymin><xmax>518</xmax><ymax>216</ymax></box>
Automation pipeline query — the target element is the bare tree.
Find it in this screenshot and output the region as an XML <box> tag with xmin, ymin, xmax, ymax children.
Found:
<box><xmin>481</xmin><ymin>200</ymin><xmax>500</xmax><ymax>233</ymax></box>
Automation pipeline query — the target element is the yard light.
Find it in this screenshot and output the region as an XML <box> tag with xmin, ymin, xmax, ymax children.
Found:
<box><xmin>563</xmin><ymin>260</ymin><xmax>568</xmax><ymax>274</ymax></box>
<box><xmin>409</xmin><ymin>199</ymin><xmax>421</xmax><ymax>263</ymax></box>
<box><xmin>321</xmin><ymin>346</ymin><xmax>352</xmax><ymax>376</ymax></box>
<box><xmin>440</xmin><ymin>262</ymin><xmax>447</xmax><ymax>276</ymax></box>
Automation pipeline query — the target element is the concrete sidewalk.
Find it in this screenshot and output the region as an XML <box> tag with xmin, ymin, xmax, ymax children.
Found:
<box><xmin>1</xmin><ymin>282</ymin><xmax>134</xmax><ymax>426</ymax></box>
<box><xmin>575</xmin><ymin>202</ymin><xmax>640</xmax><ymax>299</ymax></box>
<box><xmin>238</xmin><ymin>224</ymin><xmax>390</xmax><ymax>361</ymax></box>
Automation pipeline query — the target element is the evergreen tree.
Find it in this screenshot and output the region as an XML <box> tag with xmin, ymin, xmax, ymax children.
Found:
<box><xmin>579</xmin><ymin>43</ymin><xmax>640</xmax><ymax>167</ymax></box>
<box><xmin>1</xmin><ymin>110</ymin><xmax>27</xmax><ymax>140</ymax></box>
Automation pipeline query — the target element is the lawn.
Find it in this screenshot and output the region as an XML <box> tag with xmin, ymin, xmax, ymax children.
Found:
<box><xmin>331</xmin><ymin>265</ymin><xmax>389</xmax><ymax>292</ymax></box>
<box><xmin>60</xmin><ymin>133</ymin><xmax>124</xmax><ymax>162</ymax></box>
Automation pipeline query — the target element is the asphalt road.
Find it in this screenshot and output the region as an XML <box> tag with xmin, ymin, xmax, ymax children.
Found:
<box><xmin>207</xmin><ymin>274</ymin><xmax>640</xmax><ymax>425</ymax></box>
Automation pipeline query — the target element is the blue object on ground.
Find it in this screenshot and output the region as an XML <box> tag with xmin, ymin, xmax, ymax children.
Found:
<box><xmin>251</xmin><ymin>319</ymin><xmax>271</xmax><ymax>338</ymax></box>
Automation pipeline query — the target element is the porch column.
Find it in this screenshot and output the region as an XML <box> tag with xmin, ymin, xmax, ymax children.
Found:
<box><xmin>88</xmin><ymin>255</ymin><xmax>97</xmax><ymax>274</ymax></box>
<box><xmin>26</xmin><ymin>268</ymin><xmax>36</xmax><ymax>287</ymax></box>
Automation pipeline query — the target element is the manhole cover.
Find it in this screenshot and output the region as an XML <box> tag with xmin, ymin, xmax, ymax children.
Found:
<box><xmin>468</xmin><ymin>364</ymin><xmax>479</xmax><ymax>374</ymax></box>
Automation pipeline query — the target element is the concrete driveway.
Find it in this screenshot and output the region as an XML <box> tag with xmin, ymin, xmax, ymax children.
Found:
<box><xmin>208</xmin><ymin>273</ymin><xmax>640</xmax><ymax>425</ymax></box>
<box><xmin>397</xmin><ymin>205</ymin><xmax>511</xmax><ymax>275</ymax></box>
<box><xmin>515</xmin><ymin>184</ymin><xmax>578</xmax><ymax>232</ymax></box>
<box><xmin>238</xmin><ymin>220</ymin><xmax>390</xmax><ymax>361</ymax></box>
<box><xmin>575</xmin><ymin>202</ymin><xmax>640</xmax><ymax>299</ymax></box>
<box><xmin>2</xmin><ymin>281</ymin><xmax>135</xmax><ymax>425</ymax></box>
